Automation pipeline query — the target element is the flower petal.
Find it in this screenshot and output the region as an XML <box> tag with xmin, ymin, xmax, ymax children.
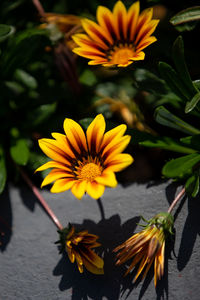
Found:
<box><xmin>97</xmin><ymin>6</ymin><xmax>117</xmax><ymax>43</ymax></box>
<box><xmin>38</xmin><ymin>139</ymin><xmax>70</xmax><ymax>165</ymax></box>
<box><xmin>113</xmin><ymin>0</ymin><xmax>127</xmax><ymax>40</ymax></box>
<box><xmin>81</xmin><ymin>18</ymin><xmax>110</xmax><ymax>49</ymax></box>
<box><xmin>63</xmin><ymin>118</ymin><xmax>87</xmax><ymax>154</ymax></box>
<box><xmin>105</xmin><ymin>153</ymin><xmax>134</xmax><ymax>172</ymax></box>
<box><xmin>41</xmin><ymin>169</ymin><xmax>73</xmax><ymax>188</ymax></box>
<box><xmin>100</xmin><ymin>124</ymin><xmax>127</xmax><ymax>151</ymax></box>
<box><xmin>50</xmin><ymin>178</ymin><xmax>75</xmax><ymax>193</ymax></box>
<box><xmin>102</xmin><ymin>135</ymin><xmax>131</xmax><ymax>161</ymax></box>
<box><xmin>35</xmin><ymin>160</ymin><xmax>70</xmax><ymax>172</ymax></box>
<box><xmin>127</xmin><ymin>1</ymin><xmax>140</xmax><ymax>41</ymax></box>
<box><xmin>86</xmin><ymin>114</ymin><xmax>106</xmax><ymax>154</ymax></box>
<box><xmin>86</xmin><ymin>181</ymin><xmax>105</xmax><ymax>199</ymax></box>
<box><xmin>71</xmin><ymin>180</ymin><xmax>87</xmax><ymax>200</ymax></box>
<box><xmin>95</xmin><ymin>170</ymin><xmax>117</xmax><ymax>188</ymax></box>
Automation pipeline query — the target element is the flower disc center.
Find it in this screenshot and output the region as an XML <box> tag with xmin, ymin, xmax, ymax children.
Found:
<box><xmin>80</xmin><ymin>162</ymin><xmax>101</xmax><ymax>181</ymax></box>
<box><xmin>110</xmin><ymin>47</ymin><xmax>135</xmax><ymax>65</ymax></box>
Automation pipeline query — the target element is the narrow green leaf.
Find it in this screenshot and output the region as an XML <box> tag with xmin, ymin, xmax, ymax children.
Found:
<box><xmin>185</xmin><ymin>92</ymin><xmax>200</xmax><ymax>113</ymax></box>
<box><xmin>159</xmin><ymin>62</ymin><xmax>191</xmax><ymax>101</ymax></box>
<box><xmin>10</xmin><ymin>138</ymin><xmax>30</xmax><ymax>165</ymax></box>
<box><xmin>0</xmin><ymin>146</ymin><xmax>7</xmax><ymax>193</ymax></box>
<box><xmin>155</xmin><ymin>106</ymin><xmax>200</xmax><ymax>135</ymax></box>
<box><xmin>14</xmin><ymin>69</ymin><xmax>38</xmax><ymax>89</ymax></box>
<box><xmin>172</xmin><ymin>36</ymin><xmax>198</xmax><ymax>98</ymax></box>
<box><xmin>162</xmin><ymin>153</ymin><xmax>200</xmax><ymax>179</ymax></box>
<box><xmin>0</xmin><ymin>24</ymin><xmax>15</xmax><ymax>42</ymax></box>
<box><xmin>170</xmin><ymin>6</ymin><xmax>200</xmax><ymax>25</ymax></box>
<box><xmin>185</xmin><ymin>173</ymin><xmax>199</xmax><ymax>197</ymax></box>
<box><xmin>180</xmin><ymin>134</ymin><xmax>200</xmax><ymax>151</ymax></box>
<box><xmin>128</xmin><ymin>129</ymin><xmax>197</xmax><ymax>154</ymax></box>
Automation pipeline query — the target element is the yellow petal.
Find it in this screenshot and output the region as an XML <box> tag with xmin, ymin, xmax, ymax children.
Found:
<box><xmin>50</xmin><ymin>178</ymin><xmax>75</xmax><ymax>193</ymax></box>
<box><xmin>136</xmin><ymin>36</ymin><xmax>157</xmax><ymax>52</ymax></box>
<box><xmin>97</xmin><ymin>6</ymin><xmax>117</xmax><ymax>43</ymax></box>
<box><xmin>71</xmin><ymin>180</ymin><xmax>87</xmax><ymax>200</ymax></box>
<box><xmin>127</xmin><ymin>1</ymin><xmax>140</xmax><ymax>41</ymax></box>
<box><xmin>63</xmin><ymin>118</ymin><xmax>87</xmax><ymax>154</ymax></box>
<box><xmin>73</xmin><ymin>47</ymin><xmax>106</xmax><ymax>59</ymax></box>
<box><xmin>130</xmin><ymin>51</ymin><xmax>145</xmax><ymax>61</ymax></box>
<box><xmin>86</xmin><ymin>181</ymin><xmax>105</xmax><ymax>199</ymax></box>
<box><xmin>102</xmin><ymin>135</ymin><xmax>131</xmax><ymax>161</ymax></box>
<box><xmin>80</xmin><ymin>247</ymin><xmax>104</xmax><ymax>269</ymax></box>
<box><xmin>81</xmin><ymin>18</ymin><xmax>110</xmax><ymax>49</ymax></box>
<box><xmin>82</xmin><ymin>254</ymin><xmax>104</xmax><ymax>274</ymax></box>
<box><xmin>100</xmin><ymin>124</ymin><xmax>127</xmax><ymax>151</ymax></box>
<box><xmin>72</xmin><ymin>33</ymin><xmax>106</xmax><ymax>52</ymax></box>
<box><xmin>86</xmin><ymin>114</ymin><xmax>106</xmax><ymax>154</ymax></box>
<box><xmin>51</xmin><ymin>132</ymin><xmax>76</xmax><ymax>159</ymax></box>
<box><xmin>135</xmin><ymin>19</ymin><xmax>159</xmax><ymax>44</ymax></box>
<box><xmin>105</xmin><ymin>153</ymin><xmax>134</xmax><ymax>172</ymax></box>
<box><xmin>38</xmin><ymin>139</ymin><xmax>70</xmax><ymax>165</ymax></box>
<box><xmin>95</xmin><ymin>170</ymin><xmax>117</xmax><ymax>188</ymax></box>
<box><xmin>113</xmin><ymin>0</ymin><xmax>127</xmax><ymax>40</ymax></box>
<box><xmin>35</xmin><ymin>160</ymin><xmax>70</xmax><ymax>172</ymax></box>
<box><xmin>41</xmin><ymin>169</ymin><xmax>73</xmax><ymax>188</ymax></box>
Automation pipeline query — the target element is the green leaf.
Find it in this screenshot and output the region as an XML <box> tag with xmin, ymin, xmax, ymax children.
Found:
<box><xmin>128</xmin><ymin>129</ymin><xmax>197</xmax><ymax>154</ymax></box>
<box><xmin>0</xmin><ymin>24</ymin><xmax>15</xmax><ymax>42</ymax></box>
<box><xmin>79</xmin><ymin>69</ymin><xmax>97</xmax><ymax>87</ymax></box>
<box><xmin>0</xmin><ymin>145</ymin><xmax>7</xmax><ymax>193</ymax></box>
<box><xmin>14</xmin><ymin>69</ymin><xmax>38</xmax><ymax>89</ymax></box>
<box><xmin>155</xmin><ymin>106</ymin><xmax>200</xmax><ymax>135</ymax></box>
<box><xmin>10</xmin><ymin>138</ymin><xmax>30</xmax><ymax>165</ymax></box>
<box><xmin>185</xmin><ymin>173</ymin><xmax>199</xmax><ymax>197</ymax></box>
<box><xmin>172</xmin><ymin>36</ymin><xmax>198</xmax><ymax>98</ymax></box>
<box><xmin>180</xmin><ymin>134</ymin><xmax>200</xmax><ymax>151</ymax></box>
<box><xmin>158</xmin><ymin>62</ymin><xmax>190</xmax><ymax>101</ymax></box>
<box><xmin>162</xmin><ymin>153</ymin><xmax>200</xmax><ymax>179</ymax></box>
<box><xmin>79</xmin><ymin>118</ymin><xmax>93</xmax><ymax>130</ymax></box>
<box><xmin>1</xmin><ymin>29</ymin><xmax>48</xmax><ymax>75</ymax></box>
<box><xmin>185</xmin><ymin>92</ymin><xmax>200</xmax><ymax>113</ymax></box>
<box><xmin>28</xmin><ymin>103</ymin><xmax>57</xmax><ymax>126</ymax></box>
<box><xmin>170</xmin><ymin>6</ymin><xmax>200</xmax><ymax>25</ymax></box>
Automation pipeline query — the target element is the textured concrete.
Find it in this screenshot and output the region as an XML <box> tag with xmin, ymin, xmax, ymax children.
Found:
<box><xmin>0</xmin><ymin>180</ymin><xmax>200</xmax><ymax>300</ymax></box>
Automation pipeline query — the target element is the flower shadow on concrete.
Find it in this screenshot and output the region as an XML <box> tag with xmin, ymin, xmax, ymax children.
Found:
<box><xmin>53</xmin><ymin>214</ymin><xmax>140</xmax><ymax>299</ymax></box>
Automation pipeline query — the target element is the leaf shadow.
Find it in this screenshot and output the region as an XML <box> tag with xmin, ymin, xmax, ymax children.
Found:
<box><xmin>0</xmin><ymin>185</ymin><xmax>12</xmax><ymax>252</ymax></box>
<box><xmin>177</xmin><ymin>197</ymin><xmax>200</xmax><ymax>271</ymax></box>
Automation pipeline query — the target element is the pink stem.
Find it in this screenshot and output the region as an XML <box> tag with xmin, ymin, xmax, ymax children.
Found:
<box><xmin>168</xmin><ymin>187</ymin><xmax>186</xmax><ymax>214</ymax></box>
<box><xmin>19</xmin><ymin>167</ymin><xmax>63</xmax><ymax>230</ymax></box>
<box><xmin>32</xmin><ymin>0</ymin><xmax>45</xmax><ymax>17</ymax></box>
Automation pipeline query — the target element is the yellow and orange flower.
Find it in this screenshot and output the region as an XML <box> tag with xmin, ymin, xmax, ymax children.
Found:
<box><xmin>114</xmin><ymin>213</ymin><xmax>174</xmax><ymax>286</ymax></box>
<box><xmin>36</xmin><ymin>114</ymin><xmax>133</xmax><ymax>200</ymax></box>
<box><xmin>57</xmin><ymin>224</ymin><xmax>104</xmax><ymax>274</ymax></box>
<box><xmin>72</xmin><ymin>1</ymin><xmax>159</xmax><ymax>67</ymax></box>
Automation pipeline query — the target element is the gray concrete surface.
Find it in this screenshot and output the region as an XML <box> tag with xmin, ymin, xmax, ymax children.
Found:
<box><xmin>0</xmin><ymin>180</ymin><xmax>200</xmax><ymax>300</ymax></box>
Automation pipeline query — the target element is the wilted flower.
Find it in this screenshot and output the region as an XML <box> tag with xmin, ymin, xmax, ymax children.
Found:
<box><xmin>72</xmin><ymin>1</ymin><xmax>159</xmax><ymax>67</ymax></box>
<box><xmin>56</xmin><ymin>224</ymin><xmax>104</xmax><ymax>274</ymax></box>
<box><xmin>114</xmin><ymin>212</ymin><xmax>174</xmax><ymax>286</ymax></box>
<box><xmin>40</xmin><ymin>13</ymin><xmax>82</xmax><ymax>49</ymax></box>
<box><xmin>36</xmin><ymin>114</ymin><xmax>133</xmax><ymax>200</ymax></box>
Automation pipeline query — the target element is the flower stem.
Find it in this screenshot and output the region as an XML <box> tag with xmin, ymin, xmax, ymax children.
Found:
<box><xmin>19</xmin><ymin>167</ymin><xmax>63</xmax><ymax>230</ymax></box>
<box><xmin>167</xmin><ymin>186</ymin><xmax>186</xmax><ymax>214</ymax></box>
<box><xmin>32</xmin><ymin>0</ymin><xmax>45</xmax><ymax>17</ymax></box>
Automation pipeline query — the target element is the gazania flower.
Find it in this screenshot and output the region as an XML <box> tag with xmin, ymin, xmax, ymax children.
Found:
<box><xmin>36</xmin><ymin>114</ymin><xmax>133</xmax><ymax>200</ymax></box>
<box><xmin>57</xmin><ymin>224</ymin><xmax>104</xmax><ymax>274</ymax></box>
<box><xmin>114</xmin><ymin>213</ymin><xmax>174</xmax><ymax>286</ymax></box>
<box><xmin>72</xmin><ymin>1</ymin><xmax>159</xmax><ymax>67</ymax></box>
